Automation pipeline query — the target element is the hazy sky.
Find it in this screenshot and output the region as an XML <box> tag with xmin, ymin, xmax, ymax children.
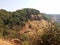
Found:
<box><xmin>0</xmin><ymin>0</ymin><xmax>60</xmax><ymax>14</ymax></box>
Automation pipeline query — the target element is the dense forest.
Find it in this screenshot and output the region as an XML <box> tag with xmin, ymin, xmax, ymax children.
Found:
<box><xmin>0</xmin><ymin>8</ymin><xmax>60</xmax><ymax>45</ymax></box>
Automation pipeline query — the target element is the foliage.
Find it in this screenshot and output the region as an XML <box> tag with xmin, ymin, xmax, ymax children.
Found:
<box><xmin>0</xmin><ymin>8</ymin><xmax>41</xmax><ymax>39</ymax></box>
<box><xmin>19</xmin><ymin>34</ymin><xmax>28</xmax><ymax>41</ymax></box>
<box><xmin>0</xmin><ymin>8</ymin><xmax>60</xmax><ymax>45</ymax></box>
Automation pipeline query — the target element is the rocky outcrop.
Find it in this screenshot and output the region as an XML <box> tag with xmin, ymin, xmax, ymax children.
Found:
<box><xmin>29</xmin><ymin>14</ymin><xmax>43</xmax><ymax>21</ymax></box>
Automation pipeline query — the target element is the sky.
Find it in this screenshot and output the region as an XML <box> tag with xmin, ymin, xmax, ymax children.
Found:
<box><xmin>0</xmin><ymin>0</ymin><xmax>60</xmax><ymax>14</ymax></box>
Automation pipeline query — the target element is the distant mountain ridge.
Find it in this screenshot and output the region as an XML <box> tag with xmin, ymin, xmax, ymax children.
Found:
<box><xmin>47</xmin><ymin>14</ymin><xmax>60</xmax><ymax>22</ymax></box>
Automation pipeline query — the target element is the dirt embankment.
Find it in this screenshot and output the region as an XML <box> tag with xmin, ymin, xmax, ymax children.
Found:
<box><xmin>0</xmin><ymin>39</ymin><xmax>13</xmax><ymax>45</ymax></box>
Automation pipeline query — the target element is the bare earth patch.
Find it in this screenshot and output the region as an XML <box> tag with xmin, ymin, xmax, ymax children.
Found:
<box><xmin>0</xmin><ymin>39</ymin><xmax>13</xmax><ymax>45</ymax></box>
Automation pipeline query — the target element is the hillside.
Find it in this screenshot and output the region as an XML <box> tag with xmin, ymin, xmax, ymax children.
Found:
<box><xmin>0</xmin><ymin>8</ymin><xmax>59</xmax><ymax>45</ymax></box>
<box><xmin>0</xmin><ymin>17</ymin><xmax>50</xmax><ymax>45</ymax></box>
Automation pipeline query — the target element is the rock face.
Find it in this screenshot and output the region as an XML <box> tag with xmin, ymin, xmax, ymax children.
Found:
<box><xmin>29</xmin><ymin>14</ymin><xmax>43</xmax><ymax>21</ymax></box>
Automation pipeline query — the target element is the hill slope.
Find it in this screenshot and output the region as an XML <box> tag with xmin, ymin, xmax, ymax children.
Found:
<box><xmin>0</xmin><ymin>8</ymin><xmax>52</xmax><ymax>45</ymax></box>
<box><xmin>0</xmin><ymin>14</ymin><xmax>51</xmax><ymax>45</ymax></box>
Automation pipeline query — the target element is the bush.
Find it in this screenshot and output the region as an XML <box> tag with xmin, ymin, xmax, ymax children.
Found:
<box><xmin>18</xmin><ymin>34</ymin><xmax>28</xmax><ymax>41</ymax></box>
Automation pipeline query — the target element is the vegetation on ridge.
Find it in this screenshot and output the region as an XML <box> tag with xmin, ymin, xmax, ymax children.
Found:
<box><xmin>0</xmin><ymin>8</ymin><xmax>60</xmax><ymax>45</ymax></box>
